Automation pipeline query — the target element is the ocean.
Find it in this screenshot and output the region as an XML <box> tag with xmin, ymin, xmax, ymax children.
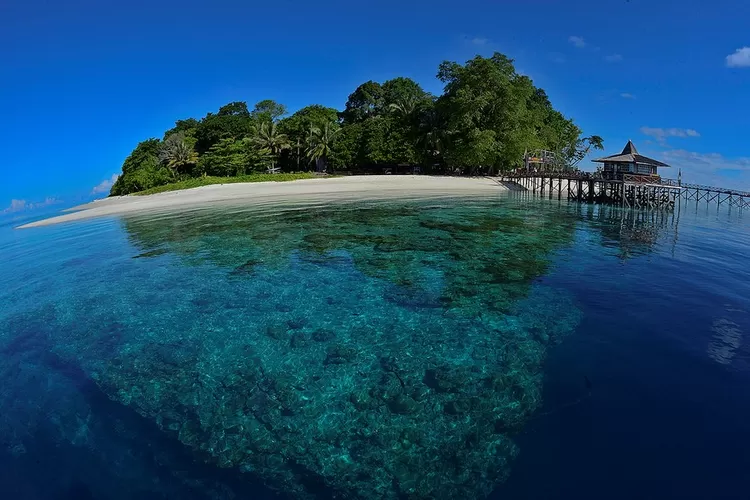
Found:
<box><xmin>0</xmin><ymin>193</ymin><xmax>748</xmax><ymax>499</ymax></box>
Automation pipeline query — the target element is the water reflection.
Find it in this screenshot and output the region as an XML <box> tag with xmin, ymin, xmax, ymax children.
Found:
<box><xmin>580</xmin><ymin>204</ymin><xmax>680</xmax><ymax>259</ymax></box>
<box><xmin>708</xmin><ymin>318</ymin><xmax>744</xmax><ymax>365</ymax></box>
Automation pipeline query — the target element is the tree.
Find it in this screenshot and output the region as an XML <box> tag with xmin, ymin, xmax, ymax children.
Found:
<box><xmin>252</xmin><ymin>99</ymin><xmax>287</xmax><ymax>123</ymax></box>
<box><xmin>279</xmin><ymin>105</ymin><xmax>340</xmax><ymax>170</ymax></box>
<box><xmin>566</xmin><ymin>135</ymin><xmax>604</xmax><ymax>169</ymax></box>
<box><xmin>306</xmin><ymin>121</ymin><xmax>340</xmax><ymax>171</ymax></box>
<box><xmin>197</xmin><ymin>138</ymin><xmax>271</xmax><ymax>176</ymax></box>
<box><xmin>389</xmin><ymin>97</ymin><xmax>418</xmax><ymax>117</ymax></box>
<box><xmin>342</xmin><ymin>81</ymin><xmax>384</xmax><ymax>124</ymax></box>
<box><xmin>329</xmin><ymin>123</ymin><xmax>362</xmax><ymax>170</ymax></box>
<box><xmin>279</xmin><ymin>105</ymin><xmax>339</xmax><ymax>138</ymax></box>
<box><xmin>163</xmin><ymin>118</ymin><xmax>199</xmax><ymax>140</ymax></box>
<box><xmin>435</xmin><ymin>52</ymin><xmax>583</xmax><ymax>174</ymax></box>
<box><xmin>415</xmin><ymin>104</ymin><xmax>446</xmax><ymax>169</ymax></box>
<box><xmin>120</xmin><ymin>138</ymin><xmax>161</xmax><ymax>174</ymax></box>
<box><xmin>437</xmin><ymin>53</ymin><xmax>527</xmax><ymax>172</ymax></box>
<box><xmin>382</xmin><ymin>77</ymin><xmax>430</xmax><ymax>117</ymax></box>
<box><xmin>110</xmin><ymin>139</ymin><xmax>171</xmax><ymax>195</ymax></box>
<box><xmin>356</xmin><ymin>115</ymin><xmax>418</xmax><ymax>166</ymax></box>
<box><xmin>159</xmin><ymin>133</ymin><xmax>199</xmax><ymax>177</ymax></box>
<box><xmin>194</xmin><ymin>102</ymin><xmax>253</xmax><ymax>154</ymax></box>
<box><xmin>252</xmin><ymin>121</ymin><xmax>291</xmax><ymax>170</ymax></box>
<box><xmin>218</xmin><ymin>101</ymin><xmax>251</xmax><ymax>117</ymax></box>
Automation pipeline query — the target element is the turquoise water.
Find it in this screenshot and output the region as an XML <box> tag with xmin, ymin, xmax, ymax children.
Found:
<box><xmin>1</xmin><ymin>194</ymin><xmax>749</xmax><ymax>499</ymax></box>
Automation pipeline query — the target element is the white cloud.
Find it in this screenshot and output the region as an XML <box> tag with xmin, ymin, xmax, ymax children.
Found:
<box><xmin>620</xmin><ymin>92</ymin><xmax>636</xmax><ymax>99</ymax></box>
<box><xmin>640</xmin><ymin>127</ymin><xmax>700</xmax><ymax>145</ymax></box>
<box><xmin>470</xmin><ymin>37</ymin><xmax>489</xmax><ymax>46</ymax></box>
<box><xmin>726</xmin><ymin>47</ymin><xmax>750</xmax><ymax>68</ymax></box>
<box><xmin>2</xmin><ymin>197</ymin><xmax>59</xmax><ymax>214</ymax></box>
<box><xmin>663</xmin><ymin>149</ymin><xmax>750</xmax><ymax>171</ymax></box>
<box><xmin>604</xmin><ymin>54</ymin><xmax>623</xmax><ymax>63</ymax></box>
<box><xmin>568</xmin><ymin>36</ymin><xmax>586</xmax><ymax>48</ymax></box>
<box><xmin>661</xmin><ymin>149</ymin><xmax>750</xmax><ymax>189</ymax></box>
<box><xmin>92</xmin><ymin>174</ymin><xmax>119</xmax><ymax>195</ymax></box>
<box><xmin>2</xmin><ymin>199</ymin><xmax>28</xmax><ymax>213</ymax></box>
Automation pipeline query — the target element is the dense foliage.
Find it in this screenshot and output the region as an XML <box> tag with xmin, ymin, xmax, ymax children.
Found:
<box><xmin>110</xmin><ymin>53</ymin><xmax>601</xmax><ymax>196</ymax></box>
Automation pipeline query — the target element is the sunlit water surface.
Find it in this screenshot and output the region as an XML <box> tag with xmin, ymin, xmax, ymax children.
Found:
<box><xmin>1</xmin><ymin>194</ymin><xmax>749</xmax><ymax>499</ymax></box>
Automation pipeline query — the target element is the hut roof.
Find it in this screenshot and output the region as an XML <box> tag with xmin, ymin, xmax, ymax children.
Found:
<box><xmin>593</xmin><ymin>140</ymin><xmax>671</xmax><ymax>167</ymax></box>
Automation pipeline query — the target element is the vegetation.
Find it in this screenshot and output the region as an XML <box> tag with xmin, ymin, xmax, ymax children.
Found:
<box><xmin>110</xmin><ymin>52</ymin><xmax>602</xmax><ymax>196</ymax></box>
<box><xmin>131</xmin><ymin>173</ymin><xmax>320</xmax><ymax>196</ymax></box>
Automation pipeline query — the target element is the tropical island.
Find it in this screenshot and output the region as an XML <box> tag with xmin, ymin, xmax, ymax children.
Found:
<box><xmin>110</xmin><ymin>52</ymin><xmax>603</xmax><ymax>196</ymax></box>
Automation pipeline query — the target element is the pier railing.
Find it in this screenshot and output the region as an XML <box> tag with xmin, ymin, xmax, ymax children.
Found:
<box><xmin>679</xmin><ymin>183</ymin><xmax>750</xmax><ymax>197</ymax></box>
<box><xmin>622</xmin><ymin>174</ymin><xmax>662</xmax><ymax>185</ymax></box>
<box><xmin>507</xmin><ymin>171</ymin><xmax>594</xmax><ymax>180</ymax></box>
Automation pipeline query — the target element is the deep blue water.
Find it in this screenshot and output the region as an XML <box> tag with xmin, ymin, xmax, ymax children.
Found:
<box><xmin>497</xmin><ymin>204</ymin><xmax>750</xmax><ymax>500</ymax></box>
<box><xmin>1</xmin><ymin>194</ymin><xmax>749</xmax><ymax>499</ymax></box>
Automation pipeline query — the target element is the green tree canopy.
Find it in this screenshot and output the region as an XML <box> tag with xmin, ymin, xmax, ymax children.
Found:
<box><xmin>163</xmin><ymin>118</ymin><xmax>199</xmax><ymax>140</ymax></box>
<box><xmin>251</xmin><ymin>99</ymin><xmax>287</xmax><ymax>123</ymax></box>
<box><xmin>194</xmin><ymin>102</ymin><xmax>253</xmax><ymax>154</ymax></box>
<box><xmin>382</xmin><ymin>77</ymin><xmax>431</xmax><ymax>117</ymax></box>
<box><xmin>197</xmin><ymin>138</ymin><xmax>271</xmax><ymax>177</ymax></box>
<box><xmin>110</xmin><ymin>138</ymin><xmax>171</xmax><ymax>195</ymax></box>
<box><xmin>279</xmin><ymin>105</ymin><xmax>339</xmax><ymax>138</ymax></box>
<box><xmin>218</xmin><ymin>101</ymin><xmax>251</xmax><ymax>117</ymax></box>
<box><xmin>342</xmin><ymin>81</ymin><xmax>384</xmax><ymax>124</ymax></box>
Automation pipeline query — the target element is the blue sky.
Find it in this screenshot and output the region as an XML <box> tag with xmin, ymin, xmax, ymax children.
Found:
<box><xmin>1</xmin><ymin>0</ymin><xmax>749</xmax><ymax>212</ymax></box>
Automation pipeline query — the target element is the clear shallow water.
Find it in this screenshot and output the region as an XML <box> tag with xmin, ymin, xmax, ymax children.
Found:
<box><xmin>0</xmin><ymin>195</ymin><xmax>749</xmax><ymax>499</ymax></box>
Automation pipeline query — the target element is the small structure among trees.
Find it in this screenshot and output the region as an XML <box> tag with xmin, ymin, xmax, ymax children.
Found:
<box><xmin>523</xmin><ymin>149</ymin><xmax>563</xmax><ymax>172</ymax></box>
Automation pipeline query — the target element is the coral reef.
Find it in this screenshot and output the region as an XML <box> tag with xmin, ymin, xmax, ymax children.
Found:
<box><xmin>1</xmin><ymin>198</ymin><xmax>582</xmax><ymax>499</ymax></box>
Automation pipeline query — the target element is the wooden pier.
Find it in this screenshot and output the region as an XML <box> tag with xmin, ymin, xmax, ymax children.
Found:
<box><xmin>663</xmin><ymin>179</ymin><xmax>750</xmax><ymax>209</ymax></box>
<box><xmin>502</xmin><ymin>172</ymin><xmax>750</xmax><ymax>210</ymax></box>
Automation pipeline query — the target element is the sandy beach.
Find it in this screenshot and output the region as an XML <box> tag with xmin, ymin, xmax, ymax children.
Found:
<box><xmin>18</xmin><ymin>176</ymin><xmax>508</xmax><ymax>229</ymax></box>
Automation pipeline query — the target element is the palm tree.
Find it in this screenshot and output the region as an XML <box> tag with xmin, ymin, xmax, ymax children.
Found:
<box><xmin>388</xmin><ymin>96</ymin><xmax>418</xmax><ymax>117</ymax></box>
<box><xmin>306</xmin><ymin>121</ymin><xmax>340</xmax><ymax>172</ymax></box>
<box><xmin>159</xmin><ymin>133</ymin><xmax>198</xmax><ymax>178</ymax></box>
<box><xmin>251</xmin><ymin>121</ymin><xmax>291</xmax><ymax>171</ymax></box>
<box><xmin>587</xmin><ymin>135</ymin><xmax>605</xmax><ymax>151</ymax></box>
<box><xmin>569</xmin><ymin>135</ymin><xmax>605</xmax><ymax>169</ymax></box>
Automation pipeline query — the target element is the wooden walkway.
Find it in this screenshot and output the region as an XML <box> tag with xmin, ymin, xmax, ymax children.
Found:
<box><xmin>501</xmin><ymin>173</ymin><xmax>750</xmax><ymax>210</ymax></box>
<box><xmin>662</xmin><ymin>179</ymin><xmax>750</xmax><ymax>209</ymax></box>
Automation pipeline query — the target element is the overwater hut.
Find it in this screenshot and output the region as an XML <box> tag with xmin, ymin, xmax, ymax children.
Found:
<box><xmin>593</xmin><ymin>140</ymin><xmax>670</xmax><ymax>181</ymax></box>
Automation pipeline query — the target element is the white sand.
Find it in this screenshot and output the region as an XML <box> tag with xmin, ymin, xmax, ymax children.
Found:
<box><xmin>18</xmin><ymin>176</ymin><xmax>508</xmax><ymax>229</ymax></box>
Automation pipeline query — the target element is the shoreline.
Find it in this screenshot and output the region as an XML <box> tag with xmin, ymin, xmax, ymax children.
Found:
<box><xmin>18</xmin><ymin>176</ymin><xmax>509</xmax><ymax>229</ymax></box>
